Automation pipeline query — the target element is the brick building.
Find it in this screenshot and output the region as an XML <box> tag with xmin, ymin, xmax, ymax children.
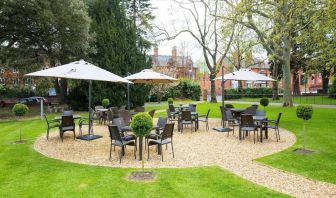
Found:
<box><xmin>151</xmin><ymin>47</ymin><xmax>197</xmax><ymax>80</ymax></box>
<box><xmin>0</xmin><ymin>67</ymin><xmax>34</xmax><ymax>89</ymax></box>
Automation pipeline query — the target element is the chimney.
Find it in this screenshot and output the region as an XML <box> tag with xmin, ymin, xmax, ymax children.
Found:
<box><xmin>154</xmin><ymin>47</ymin><xmax>158</xmax><ymax>57</ymax></box>
<box><xmin>172</xmin><ymin>46</ymin><xmax>177</xmax><ymax>59</ymax></box>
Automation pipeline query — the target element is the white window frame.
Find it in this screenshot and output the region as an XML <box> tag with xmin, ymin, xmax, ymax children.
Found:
<box><xmin>0</xmin><ymin>78</ymin><xmax>5</xmax><ymax>85</ymax></box>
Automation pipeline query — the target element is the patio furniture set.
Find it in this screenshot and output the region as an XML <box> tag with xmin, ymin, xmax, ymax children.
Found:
<box><xmin>220</xmin><ymin>105</ymin><xmax>282</xmax><ymax>143</ymax></box>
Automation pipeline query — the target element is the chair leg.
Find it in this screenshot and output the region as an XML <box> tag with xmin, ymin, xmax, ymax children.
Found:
<box><xmin>46</xmin><ymin>128</ymin><xmax>49</xmax><ymax>140</ymax></box>
<box><xmin>73</xmin><ymin>130</ymin><xmax>76</xmax><ymax>140</ymax></box>
<box><xmin>119</xmin><ymin>149</ymin><xmax>122</xmax><ymax>163</ymax></box>
<box><xmin>161</xmin><ymin>145</ymin><xmax>164</xmax><ymax>162</ymax></box>
<box><xmin>109</xmin><ymin>143</ymin><xmax>112</xmax><ymax>160</ymax></box>
<box><xmin>134</xmin><ymin>144</ymin><xmax>136</xmax><ymax>159</ymax></box>
<box><xmin>60</xmin><ymin>132</ymin><xmax>64</xmax><ymax>142</ymax></box>
<box><xmin>171</xmin><ymin>142</ymin><xmax>174</xmax><ymax>158</ymax></box>
<box><xmin>277</xmin><ymin>128</ymin><xmax>280</xmax><ymax>140</ymax></box>
<box><xmin>254</xmin><ymin>131</ymin><xmax>256</xmax><ymax>144</ymax></box>
<box><xmin>275</xmin><ymin>129</ymin><xmax>278</xmax><ymax>142</ymax></box>
<box><xmin>147</xmin><ymin>144</ymin><xmax>150</xmax><ymax>161</ymax></box>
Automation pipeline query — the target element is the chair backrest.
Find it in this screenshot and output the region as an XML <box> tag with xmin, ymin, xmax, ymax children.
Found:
<box><xmin>61</xmin><ymin>115</ymin><xmax>74</xmax><ymax>127</ymax></box>
<box><xmin>168</xmin><ymin>104</ymin><xmax>175</xmax><ymax>112</ymax></box>
<box><xmin>276</xmin><ymin>113</ymin><xmax>282</xmax><ymax>125</ymax></box>
<box><xmin>225</xmin><ymin>110</ymin><xmax>234</xmax><ymax>120</ymax></box>
<box><xmin>89</xmin><ymin>107</ymin><xmax>95</xmax><ymax>120</ymax></box>
<box><xmin>166</xmin><ymin>109</ymin><xmax>172</xmax><ymax>118</ymax></box>
<box><xmin>63</xmin><ymin>110</ymin><xmax>74</xmax><ymax>116</ymax></box>
<box><xmin>148</xmin><ymin>109</ymin><xmax>156</xmax><ymax>118</ymax></box>
<box><xmin>220</xmin><ymin>107</ymin><xmax>228</xmax><ymax>121</ymax></box>
<box><xmin>112</xmin><ymin>118</ymin><xmax>126</xmax><ymax>131</ymax></box>
<box><xmin>107</xmin><ymin>108</ymin><xmax>114</xmax><ymax>121</ymax></box>
<box><xmin>135</xmin><ymin>106</ymin><xmax>145</xmax><ymax>112</ymax></box>
<box><xmin>188</xmin><ymin>105</ymin><xmax>196</xmax><ymax>112</ymax></box>
<box><xmin>255</xmin><ymin>110</ymin><xmax>266</xmax><ymax>116</ymax></box>
<box><xmin>43</xmin><ymin>113</ymin><xmax>49</xmax><ymax>123</ymax></box>
<box><xmin>111</xmin><ymin>107</ymin><xmax>119</xmax><ymax>117</ymax></box>
<box><xmin>181</xmin><ymin>110</ymin><xmax>192</xmax><ymax>121</ymax></box>
<box><xmin>119</xmin><ymin>105</ymin><xmax>126</xmax><ymax>110</ymax></box>
<box><xmin>118</xmin><ymin>110</ymin><xmax>131</xmax><ymax>125</ymax></box>
<box><xmin>157</xmin><ymin>117</ymin><xmax>168</xmax><ymax>129</ymax></box>
<box><xmin>252</xmin><ymin>104</ymin><xmax>259</xmax><ymax>109</ymax></box>
<box><xmin>161</xmin><ymin>123</ymin><xmax>174</xmax><ymax>140</ymax></box>
<box><xmin>205</xmin><ymin>109</ymin><xmax>211</xmax><ymax>119</ymax></box>
<box><xmin>245</xmin><ymin>106</ymin><xmax>257</xmax><ymax>116</ymax></box>
<box><xmin>240</xmin><ymin>114</ymin><xmax>254</xmax><ymax>127</ymax></box>
<box><xmin>220</xmin><ymin>106</ymin><xmax>227</xmax><ymax>115</ymax></box>
<box><xmin>108</xmin><ymin>125</ymin><xmax>122</xmax><ymax>142</ymax></box>
<box><xmin>95</xmin><ymin>106</ymin><xmax>104</xmax><ymax>111</ymax></box>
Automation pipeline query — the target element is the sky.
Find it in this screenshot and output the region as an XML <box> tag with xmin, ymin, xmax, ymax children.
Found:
<box><xmin>149</xmin><ymin>0</ymin><xmax>204</xmax><ymax>63</ymax></box>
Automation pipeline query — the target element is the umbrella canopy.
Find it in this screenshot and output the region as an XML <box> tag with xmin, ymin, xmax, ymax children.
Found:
<box><xmin>125</xmin><ymin>69</ymin><xmax>178</xmax><ymax>84</ymax></box>
<box><xmin>25</xmin><ymin>60</ymin><xmax>132</xmax><ymax>84</ymax></box>
<box><xmin>215</xmin><ymin>68</ymin><xmax>275</xmax><ymax>81</ymax></box>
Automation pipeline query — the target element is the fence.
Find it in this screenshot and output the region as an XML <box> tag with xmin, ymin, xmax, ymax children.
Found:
<box><xmin>209</xmin><ymin>94</ymin><xmax>336</xmax><ymax>105</ymax></box>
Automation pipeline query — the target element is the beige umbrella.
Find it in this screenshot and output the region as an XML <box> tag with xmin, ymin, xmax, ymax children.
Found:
<box><xmin>125</xmin><ymin>69</ymin><xmax>178</xmax><ymax>83</ymax></box>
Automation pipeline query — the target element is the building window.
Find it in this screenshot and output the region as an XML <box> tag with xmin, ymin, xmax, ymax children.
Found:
<box><xmin>246</xmin><ymin>81</ymin><xmax>252</xmax><ymax>88</ymax></box>
<box><xmin>0</xmin><ymin>68</ymin><xmax>4</xmax><ymax>73</ymax></box>
<box><xmin>13</xmin><ymin>79</ymin><xmax>19</xmax><ymax>87</ymax></box>
<box><xmin>259</xmin><ymin>70</ymin><xmax>265</xmax><ymax>74</ymax></box>
<box><xmin>0</xmin><ymin>78</ymin><xmax>5</xmax><ymax>85</ymax></box>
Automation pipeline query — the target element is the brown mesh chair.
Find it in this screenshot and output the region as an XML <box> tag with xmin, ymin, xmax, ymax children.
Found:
<box><xmin>79</xmin><ymin>108</ymin><xmax>96</xmax><ymax>135</ymax></box>
<box><xmin>43</xmin><ymin>114</ymin><xmax>60</xmax><ymax>140</ymax></box>
<box><xmin>108</xmin><ymin>125</ymin><xmax>136</xmax><ymax>163</ymax></box>
<box><xmin>180</xmin><ymin>110</ymin><xmax>194</xmax><ymax>133</ymax></box>
<box><xmin>59</xmin><ymin>115</ymin><xmax>75</xmax><ymax>142</ymax></box>
<box><xmin>148</xmin><ymin>109</ymin><xmax>156</xmax><ymax>118</ymax></box>
<box><xmin>198</xmin><ymin>109</ymin><xmax>210</xmax><ymax>131</ymax></box>
<box><xmin>220</xmin><ymin>106</ymin><xmax>227</xmax><ymax>126</ymax></box>
<box><xmin>118</xmin><ymin>109</ymin><xmax>132</xmax><ymax>126</ymax></box>
<box><xmin>147</xmin><ymin>123</ymin><xmax>175</xmax><ymax>161</ymax></box>
<box><xmin>111</xmin><ymin>107</ymin><xmax>119</xmax><ymax>118</ymax></box>
<box><xmin>239</xmin><ymin>114</ymin><xmax>258</xmax><ymax>143</ymax></box>
<box><xmin>166</xmin><ymin>109</ymin><xmax>178</xmax><ymax>123</ymax></box>
<box><xmin>226</xmin><ymin>110</ymin><xmax>239</xmax><ymax>135</ymax></box>
<box><xmin>135</xmin><ymin>106</ymin><xmax>145</xmax><ymax>112</ymax></box>
<box><xmin>263</xmin><ymin>113</ymin><xmax>282</xmax><ymax>142</ymax></box>
<box><xmin>244</xmin><ymin>106</ymin><xmax>257</xmax><ymax>116</ymax></box>
<box><xmin>145</xmin><ymin>117</ymin><xmax>167</xmax><ymax>150</ymax></box>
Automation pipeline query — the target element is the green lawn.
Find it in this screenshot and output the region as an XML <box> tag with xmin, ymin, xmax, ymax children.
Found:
<box><xmin>0</xmin><ymin>117</ymin><xmax>289</xmax><ymax>197</ymax></box>
<box><xmin>178</xmin><ymin>102</ymin><xmax>336</xmax><ymax>184</ymax></box>
<box><xmin>231</xmin><ymin>95</ymin><xmax>336</xmax><ymax>105</ymax></box>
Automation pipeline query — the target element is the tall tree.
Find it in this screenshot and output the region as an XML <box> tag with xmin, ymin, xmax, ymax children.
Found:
<box><xmin>0</xmin><ymin>0</ymin><xmax>90</xmax><ymax>102</ymax></box>
<box><xmin>69</xmin><ymin>0</ymin><xmax>151</xmax><ymax>109</ymax></box>
<box><xmin>225</xmin><ymin>0</ymin><xmax>317</xmax><ymax>107</ymax></box>
<box><xmin>156</xmin><ymin>0</ymin><xmax>235</xmax><ymax>103</ymax></box>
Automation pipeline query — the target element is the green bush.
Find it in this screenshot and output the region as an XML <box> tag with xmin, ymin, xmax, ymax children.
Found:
<box><xmin>131</xmin><ymin>113</ymin><xmax>153</xmax><ymax>137</ymax></box>
<box><xmin>296</xmin><ymin>105</ymin><xmax>313</xmax><ymax>120</ymax></box>
<box><xmin>176</xmin><ymin>79</ymin><xmax>201</xmax><ymax>101</ymax></box>
<box><xmin>12</xmin><ymin>104</ymin><xmax>29</xmax><ymax>117</ymax></box>
<box><xmin>167</xmin><ymin>98</ymin><xmax>174</xmax><ymax>104</ymax></box>
<box><xmin>225</xmin><ymin>104</ymin><xmax>234</xmax><ymax>108</ymax></box>
<box><xmin>260</xmin><ymin>97</ymin><xmax>269</xmax><ymax>108</ymax></box>
<box><xmin>102</xmin><ymin>98</ymin><xmax>110</xmax><ymax>108</ymax></box>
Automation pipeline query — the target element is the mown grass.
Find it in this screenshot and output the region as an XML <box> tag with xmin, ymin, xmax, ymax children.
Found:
<box><xmin>0</xmin><ymin>116</ymin><xmax>289</xmax><ymax>197</ymax></box>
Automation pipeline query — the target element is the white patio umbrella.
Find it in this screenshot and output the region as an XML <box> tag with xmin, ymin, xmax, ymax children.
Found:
<box><xmin>25</xmin><ymin>59</ymin><xmax>132</xmax><ymax>140</ymax></box>
<box><xmin>215</xmin><ymin>68</ymin><xmax>276</xmax><ymax>81</ymax></box>
<box><xmin>124</xmin><ymin>69</ymin><xmax>178</xmax><ymax>109</ymax></box>
<box><xmin>213</xmin><ymin>68</ymin><xmax>275</xmax><ymax>132</ymax></box>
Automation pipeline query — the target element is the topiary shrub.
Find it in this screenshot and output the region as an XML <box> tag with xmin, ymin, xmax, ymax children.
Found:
<box><xmin>225</xmin><ymin>104</ymin><xmax>234</xmax><ymax>108</ymax></box>
<box><xmin>296</xmin><ymin>105</ymin><xmax>313</xmax><ymax>149</ymax></box>
<box><xmin>102</xmin><ymin>98</ymin><xmax>110</xmax><ymax>108</ymax></box>
<box><xmin>260</xmin><ymin>97</ymin><xmax>269</xmax><ymax>109</ymax></box>
<box><xmin>131</xmin><ymin>113</ymin><xmax>153</xmax><ymax>169</ymax></box>
<box><xmin>167</xmin><ymin>98</ymin><xmax>174</xmax><ymax>104</ymax></box>
<box><xmin>296</xmin><ymin>105</ymin><xmax>313</xmax><ymax>121</ymax></box>
<box><xmin>12</xmin><ymin>103</ymin><xmax>29</xmax><ymax>143</ymax></box>
<box><xmin>12</xmin><ymin>104</ymin><xmax>29</xmax><ymax>117</ymax></box>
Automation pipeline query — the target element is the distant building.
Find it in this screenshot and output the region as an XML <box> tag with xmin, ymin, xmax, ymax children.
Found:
<box><xmin>0</xmin><ymin>67</ymin><xmax>34</xmax><ymax>89</ymax></box>
<box><xmin>151</xmin><ymin>46</ymin><xmax>197</xmax><ymax>80</ymax></box>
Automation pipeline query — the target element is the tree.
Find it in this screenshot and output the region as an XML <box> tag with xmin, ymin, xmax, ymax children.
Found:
<box><xmin>225</xmin><ymin>0</ymin><xmax>318</xmax><ymax>107</ymax></box>
<box><xmin>71</xmin><ymin>0</ymin><xmax>151</xmax><ymax>109</ymax></box>
<box><xmin>156</xmin><ymin>0</ymin><xmax>236</xmax><ymax>103</ymax></box>
<box><xmin>0</xmin><ymin>0</ymin><xmax>91</xmax><ymax>102</ymax></box>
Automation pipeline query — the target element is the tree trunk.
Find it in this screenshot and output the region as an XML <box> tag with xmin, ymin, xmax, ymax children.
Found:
<box><xmin>282</xmin><ymin>36</ymin><xmax>293</xmax><ymax>107</ymax></box>
<box><xmin>138</xmin><ymin>137</ymin><xmax>143</xmax><ymax>161</ymax></box>
<box><xmin>292</xmin><ymin>71</ymin><xmax>301</xmax><ymax>95</ymax></box>
<box><xmin>55</xmin><ymin>79</ymin><xmax>68</xmax><ymax>104</ymax></box>
<box><xmin>321</xmin><ymin>69</ymin><xmax>330</xmax><ymax>94</ymax></box>
<box><xmin>272</xmin><ymin>80</ymin><xmax>279</xmax><ymax>100</ymax></box>
<box><xmin>210</xmin><ymin>72</ymin><xmax>217</xmax><ymax>103</ymax></box>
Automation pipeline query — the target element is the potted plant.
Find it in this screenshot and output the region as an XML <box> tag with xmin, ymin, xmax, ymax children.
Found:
<box><xmin>12</xmin><ymin>103</ymin><xmax>29</xmax><ymax>144</ymax></box>
<box><xmin>102</xmin><ymin>98</ymin><xmax>110</xmax><ymax>108</ymax></box>
<box><xmin>167</xmin><ymin>97</ymin><xmax>174</xmax><ymax>105</ymax></box>
<box><xmin>260</xmin><ymin>97</ymin><xmax>269</xmax><ymax>110</ymax></box>
<box><xmin>296</xmin><ymin>105</ymin><xmax>313</xmax><ymax>152</ymax></box>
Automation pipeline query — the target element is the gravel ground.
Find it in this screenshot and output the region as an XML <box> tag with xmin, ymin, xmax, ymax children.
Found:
<box><xmin>34</xmin><ymin>119</ymin><xmax>336</xmax><ymax>198</ymax></box>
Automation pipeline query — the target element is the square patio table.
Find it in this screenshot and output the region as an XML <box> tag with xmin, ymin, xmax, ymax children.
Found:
<box><xmin>253</xmin><ymin>116</ymin><xmax>268</xmax><ymax>142</ymax></box>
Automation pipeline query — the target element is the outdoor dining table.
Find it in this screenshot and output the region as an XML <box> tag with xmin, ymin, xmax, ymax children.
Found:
<box><xmin>229</xmin><ymin>108</ymin><xmax>246</xmax><ymax>118</ymax></box>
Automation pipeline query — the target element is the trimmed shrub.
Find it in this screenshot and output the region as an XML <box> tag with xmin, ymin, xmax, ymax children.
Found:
<box><xmin>167</xmin><ymin>98</ymin><xmax>174</xmax><ymax>104</ymax></box>
<box><xmin>131</xmin><ymin>113</ymin><xmax>153</xmax><ymax>137</ymax></box>
<box><xmin>296</xmin><ymin>105</ymin><xmax>313</xmax><ymax>120</ymax></box>
<box><xmin>12</xmin><ymin>103</ymin><xmax>29</xmax><ymax>117</ymax></box>
<box><xmin>260</xmin><ymin>97</ymin><xmax>269</xmax><ymax>108</ymax></box>
<box><xmin>102</xmin><ymin>98</ymin><xmax>110</xmax><ymax>108</ymax></box>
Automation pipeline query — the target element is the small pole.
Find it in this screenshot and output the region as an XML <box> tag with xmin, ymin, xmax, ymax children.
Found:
<box><xmin>40</xmin><ymin>99</ymin><xmax>43</xmax><ymax>120</ymax></box>
<box><xmin>127</xmin><ymin>83</ymin><xmax>130</xmax><ymax>111</ymax></box>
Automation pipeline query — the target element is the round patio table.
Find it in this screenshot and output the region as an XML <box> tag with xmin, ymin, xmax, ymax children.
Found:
<box><xmin>54</xmin><ymin>114</ymin><xmax>81</xmax><ymax>120</ymax></box>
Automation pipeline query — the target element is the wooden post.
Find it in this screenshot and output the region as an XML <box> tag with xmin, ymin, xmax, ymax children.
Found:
<box><xmin>40</xmin><ymin>99</ymin><xmax>43</xmax><ymax>120</ymax></box>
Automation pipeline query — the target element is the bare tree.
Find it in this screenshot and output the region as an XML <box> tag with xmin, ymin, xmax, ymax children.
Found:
<box><xmin>155</xmin><ymin>0</ymin><xmax>236</xmax><ymax>102</ymax></box>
